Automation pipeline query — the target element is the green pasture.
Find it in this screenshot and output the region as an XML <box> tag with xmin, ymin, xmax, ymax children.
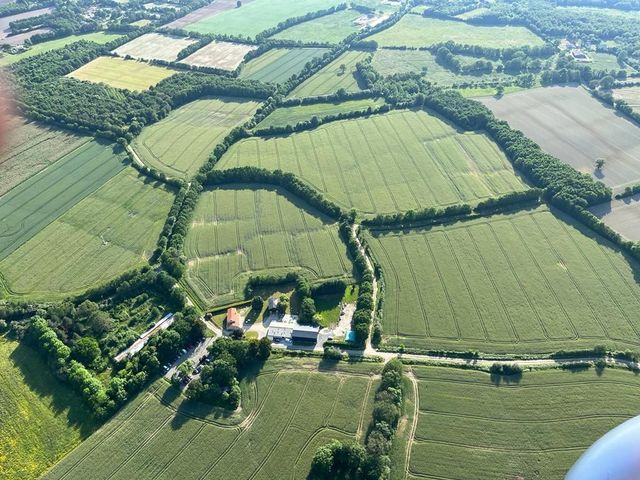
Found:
<box><xmin>0</xmin><ymin>337</ymin><xmax>96</xmax><ymax>480</ymax></box>
<box><xmin>0</xmin><ymin>168</ymin><xmax>174</xmax><ymax>299</ymax></box>
<box><xmin>133</xmin><ymin>96</ymin><xmax>260</xmax><ymax>179</ymax></box>
<box><xmin>270</xmin><ymin>9</ymin><xmax>362</xmax><ymax>44</ymax></box>
<box><xmin>68</xmin><ymin>57</ymin><xmax>176</xmax><ymax>91</ymax></box>
<box><xmin>45</xmin><ymin>358</ymin><xmax>379</xmax><ymax>480</ymax></box>
<box><xmin>185</xmin><ymin>0</ymin><xmax>343</xmax><ymax>37</ymax></box>
<box><xmin>184</xmin><ymin>185</ymin><xmax>353</xmax><ymax>307</ymax></box>
<box><xmin>0</xmin><ymin>140</ymin><xmax>126</xmax><ymax>263</ymax></box>
<box><xmin>589</xmin><ymin>52</ymin><xmax>628</xmax><ymax>72</ymax></box>
<box><xmin>218</xmin><ymin>109</ymin><xmax>527</xmax><ymax>215</ymax></box>
<box><xmin>366</xmin><ymin>206</ymin><xmax>640</xmax><ymax>354</ymax></box>
<box><xmin>240</xmin><ymin>47</ymin><xmax>329</xmax><ymax>84</ymax></box>
<box><xmin>409</xmin><ymin>366</ymin><xmax>640</xmax><ymax>479</ymax></box>
<box><xmin>368</xmin><ymin>16</ymin><xmax>545</xmax><ymax>48</ymax></box>
<box><xmin>256</xmin><ymin>97</ymin><xmax>385</xmax><ymax>129</ymax></box>
<box><xmin>290</xmin><ymin>50</ymin><xmax>370</xmax><ymax>97</ymax></box>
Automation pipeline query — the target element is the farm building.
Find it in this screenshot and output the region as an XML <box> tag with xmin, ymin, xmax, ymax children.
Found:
<box><xmin>268</xmin><ymin>296</ymin><xmax>279</xmax><ymax>311</ymax></box>
<box><xmin>571</xmin><ymin>48</ymin><xmax>591</xmax><ymax>62</ymax></box>
<box><xmin>267</xmin><ymin>316</ymin><xmax>320</xmax><ymax>342</ymax></box>
<box><xmin>225</xmin><ymin>307</ymin><xmax>243</xmax><ymax>330</ymax></box>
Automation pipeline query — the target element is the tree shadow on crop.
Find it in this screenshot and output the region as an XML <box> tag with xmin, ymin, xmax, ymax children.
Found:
<box><xmin>490</xmin><ymin>371</ymin><xmax>522</xmax><ymax>386</ymax></box>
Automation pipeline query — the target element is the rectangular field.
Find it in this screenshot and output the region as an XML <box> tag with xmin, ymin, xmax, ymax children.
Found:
<box><xmin>182</xmin><ymin>41</ymin><xmax>256</xmax><ymax>70</ymax></box>
<box><xmin>613</xmin><ymin>86</ymin><xmax>640</xmax><ymax>111</ymax></box>
<box><xmin>68</xmin><ymin>56</ymin><xmax>176</xmax><ymax>91</ymax></box>
<box><xmin>240</xmin><ymin>47</ymin><xmax>329</xmax><ymax>84</ymax></box>
<box><xmin>0</xmin><ymin>116</ymin><xmax>91</xmax><ymax>196</ymax></box>
<box><xmin>480</xmin><ymin>86</ymin><xmax>640</xmax><ymax>191</ymax></box>
<box><xmin>112</xmin><ymin>33</ymin><xmax>196</xmax><ymax>62</ymax></box>
<box><xmin>132</xmin><ymin>96</ymin><xmax>260</xmax><ymax>179</ymax></box>
<box><xmin>183</xmin><ymin>0</ymin><xmax>343</xmax><ymax>38</ymax></box>
<box><xmin>269</xmin><ymin>8</ymin><xmax>363</xmax><ymax>44</ymax></box>
<box><xmin>184</xmin><ymin>185</ymin><xmax>353</xmax><ymax>307</ymax></box>
<box><xmin>218</xmin><ymin>109</ymin><xmax>527</xmax><ymax>215</ymax></box>
<box><xmin>0</xmin><ymin>168</ymin><xmax>175</xmax><ymax>299</ymax></box>
<box><xmin>368</xmin><ymin>15</ymin><xmax>545</xmax><ymax>48</ymax></box>
<box><xmin>289</xmin><ymin>50</ymin><xmax>370</xmax><ymax>98</ymax></box>
<box><xmin>366</xmin><ymin>206</ymin><xmax>640</xmax><ymax>353</ymax></box>
<box><xmin>164</xmin><ymin>0</ymin><xmax>255</xmax><ymax>29</ymax></box>
<box><xmin>589</xmin><ymin>196</ymin><xmax>640</xmax><ymax>241</ymax></box>
<box><xmin>0</xmin><ymin>7</ymin><xmax>53</xmax><ymax>45</ymax></box>
<box><xmin>408</xmin><ymin>366</ymin><xmax>640</xmax><ymax>480</ymax></box>
<box><xmin>45</xmin><ymin>358</ymin><xmax>379</xmax><ymax>480</ymax></box>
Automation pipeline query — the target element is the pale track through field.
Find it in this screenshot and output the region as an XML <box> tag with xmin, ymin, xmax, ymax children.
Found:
<box><xmin>404</xmin><ymin>371</ymin><xmax>419</xmax><ymax>480</ymax></box>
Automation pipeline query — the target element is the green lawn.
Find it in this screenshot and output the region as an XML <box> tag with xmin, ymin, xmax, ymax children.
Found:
<box><xmin>366</xmin><ymin>205</ymin><xmax>640</xmax><ymax>354</ymax></box>
<box><xmin>0</xmin><ymin>168</ymin><xmax>174</xmax><ymax>299</ymax></box>
<box><xmin>256</xmin><ymin>98</ymin><xmax>385</xmax><ymax>129</ymax></box>
<box><xmin>184</xmin><ymin>185</ymin><xmax>353</xmax><ymax>307</ymax></box>
<box><xmin>270</xmin><ymin>9</ymin><xmax>362</xmax><ymax>44</ymax></box>
<box><xmin>68</xmin><ymin>57</ymin><xmax>176</xmax><ymax>91</ymax></box>
<box><xmin>368</xmin><ymin>16</ymin><xmax>545</xmax><ymax>48</ymax></box>
<box><xmin>132</xmin><ymin>96</ymin><xmax>260</xmax><ymax>179</ymax></box>
<box><xmin>185</xmin><ymin>0</ymin><xmax>343</xmax><ymax>37</ymax></box>
<box><xmin>290</xmin><ymin>50</ymin><xmax>370</xmax><ymax>98</ymax></box>
<box><xmin>409</xmin><ymin>365</ymin><xmax>640</xmax><ymax>479</ymax></box>
<box><xmin>218</xmin><ymin>109</ymin><xmax>527</xmax><ymax>215</ymax></box>
<box><xmin>240</xmin><ymin>47</ymin><xmax>329</xmax><ymax>84</ymax></box>
<box><xmin>0</xmin><ymin>337</ymin><xmax>96</xmax><ymax>480</ymax></box>
<box><xmin>45</xmin><ymin>358</ymin><xmax>379</xmax><ymax>480</ymax></box>
<box><xmin>589</xmin><ymin>52</ymin><xmax>628</xmax><ymax>72</ymax></box>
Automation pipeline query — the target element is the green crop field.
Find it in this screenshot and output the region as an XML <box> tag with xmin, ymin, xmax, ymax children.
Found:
<box><xmin>589</xmin><ymin>52</ymin><xmax>628</xmax><ymax>71</ymax></box>
<box><xmin>270</xmin><ymin>9</ymin><xmax>362</xmax><ymax>44</ymax></box>
<box><xmin>45</xmin><ymin>358</ymin><xmax>379</xmax><ymax>480</ymax></box>
<box><xmin>184</xmin><ymin>0</ymin><xmax>343</xmax><ymax>37</ymax></box>
<box><xmin>289</xmin><ymin>50</ymin><xmax>370</xmax><ymax>98</ymax></box>
<box><xmin>0</xmin><ymin>140</ymin><xmax>126</xmax><ymax>263</ymax></box>
<box><xmin>368</xmin><ymin>16</ymin><xmax>545</xmax><ymax>48</ymax></box>
<box><xmin>240</xmin><ymin>47</ymin><xmax>329</xmax><ymax>84</ymax></box>
<box><xmin>184</xmin><ymin>185</ymin><xmax>352</xmax><ymax>307</ymax></box>
<box><xmin>407</xmin><ymin>366</ymin><xmax>640</xmax><ymax>479</ymax></box>
<box><xmin>0</xmin><ymin>32</ymin><xmax>122</xmax><ymax>66</ymax></box>
<box><xmin>218</xmin><ymin>109</ymin><xmax>527</xmax><ymax>215</ymax></box>
<box><xmin>132</xmin><ymin>97</ymin><xmax>260</xmax><ymax>179</ymax></box>
<box><xmin>0</xmin><ymin>168</ymin><xmax>174</xmax><ymax>299</ymax></box>
<box><xmin>256</xmin><ymin>97</ymin><xmax>385</xmax><ymax>129</ymax></box>
<box><xmin>68</xmin><ymin>57</ymin><xmax>176</xmax><ymax>91</ymax></box>
<box><xmin>366</xmin><ymin>206</ymin><xmax>640</xmax><ymax>354</ymax></box>
<box><xmin>0</xmin><ymin>337</ymin><xmax>96</xmax><ymax>479</ymax></box>
<box><xmin>0</xmin><ymin>117</ymin><xmax>91</xmax><ymax>197</ymax></box>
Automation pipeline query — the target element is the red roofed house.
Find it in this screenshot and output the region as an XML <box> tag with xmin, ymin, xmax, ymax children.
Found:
<box><xmin>226</xmin><ymin>307</ymin><xmax>243</xmax><ymax>330</ymax></box>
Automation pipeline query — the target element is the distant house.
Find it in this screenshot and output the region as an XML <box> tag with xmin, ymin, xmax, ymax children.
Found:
<box><xmin>267</xmin><ymin>297</ymin><xmax>279</xmax><ymax>311</ymax></box>
<box><xmin>226</xmin><ymin>307</ymin><xmax>243</xmax><ymax>330</ymax></box>
<box><xmin>571</xmin><ymin>49</ymin><xmax>591</xmax><ymax>63</ymax></box>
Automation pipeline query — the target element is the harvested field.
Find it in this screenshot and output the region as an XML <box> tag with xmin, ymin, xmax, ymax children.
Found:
<box><xmin>184</xmin><ymin>185</ymin><xmax>352</xmax><ymax>307</ymax></box>
<box><xmin>480</xmin><ymin>86</ymin><xmax>640</xmax><ymax>191</ymax></box>
<box><xmin>368</xmin><ymin>15</ymin><xmax>545</xmax><ymax>48</ymax></box>
<box><xmin>0</xmin><ymin>337</ymin><xmax>96</xmax><ymax>480</ymax></box>
<box><xmin>0</xmin><ymin>140</ymin><xmax>126</xmax><ymax>263</ymax></box>
<box><xmin>613</xmin><ymin>86</ymin><xmax>640</xmax><ymax>111</ymax></box>
<box><xmin>68</xmin><ymin>56</ymin><xmax>176</xmax><ymax>91</ymax></box>
<box><xmin>182</xmin><ymin>40</ymin><xmax>256</xmax><ymax>70</ymax></box>
<box><xmin>133</xmin><ymin>96</ymin><xmax>260</xmax><ymax>179</ymax></box>
<box><xmin>218</xmin><ymin>109</ymin><xmax>527</xmax><ymax>215</ymax></box>
<box><xmin>184</xmin><ymin>0</ymin><xmax>343</xmax><ymax>38</ymax></box>
<box><xmin>240</xmin><ymin>47</ymin><xmax>329</xmax><ymax>84</ymax></box>
<box><xmin>164</xmin><ymin>0</ymin><xmax>255</xmax><ymax>29</ymax></box>
<box><xmin>365</xmin><ymin>206</ymin><xmax>640</xmax><ymax>354</ymax></box>
<box><xmin>407</xmin><ymin>366</ymin><xmax>640</xmax><ymax>480</ymax></box>
<box><xmin>289</xmin><ymin>50</ymin><xmax>369</xmax><ymax>98</ymax></box>
<box><xmin>0</xmin><ymin>116</ymin><xmax>90</xmax><ymax>196</ymax></box>
<box><xmin>112</xmin><ymin>33</ymin><xmax>197</xmax><ymax>62</ymax></box>
<box><xmin>589</xmin><ymin>195</ymin><xmax>640</xmax><ymax>241</ymax></box>
<box><xmin>270</xmin><ymin>9</ymin><xmax>363</xmax><ymax>44</ymax></box>
<box><xmin>0</xmin><ymin>7</ymin><xmax>53</xmax><ymax>45</ymax></box>
<box><xmin>0</xmin><ymin>168</ymin><xmax>175</xmax><ymax>298</ymax></box>
<box><xmin>45</xmin><ymin>358</ymin><xmax>379</xmax><ymax>480</ymax></box>
<box><xmin>256</xmin><ymin>97</ymin><xmax>385</xmax><ymax>129</ymax></box>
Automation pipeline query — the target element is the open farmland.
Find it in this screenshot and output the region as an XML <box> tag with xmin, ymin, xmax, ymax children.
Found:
<box><xmin>0</xmin><ymin>140</ymin><xmax>126</xmax><ymax>262</ymax></box>
<box><xmin>0</xmin><ymin>7</ymin><xmax>53</xmax><ymax>45</ymax></box>
<box><xmin>112</xmin><ymin>33</ymin><xmax>196</xmax><ymax>62</ymax></box>
<box><xmin>218</xmin><ymin>109</ymin><xmax>527</xmax><ymax>215</ymax></box>
<box><xmin>368</xmin><ymin>15</ymin><xmax>545</xmax><ymax>48</ymax></box>
<box><xmin>269</xmin><ymin>9</ymin><xmax>363</xmax><ymax>44</ymax></box>
<box><xmin>256</xmin><ymin>97</ymin><xmax>385</xmax><ymax>129</ymax></box>
<box><xmin>0</xmin><ymin>117</ymin><xmax>91</xmax><ymax>196</ymax></box>
<box><xmin>184</xmin><ymin>186</ymin><xmax>352</xmax><ymax>307</ymax></box>
<box><xmin>0</xmin><ymin>337</ymin><xmax>96</xmax><ymax>480</ymax></box>
<box><xmin>68</xmin><ymin>57</ymin><xmax>176</xmax><ymax>91</ymax></box>
<box><xmin>133</xmin><ymin>96</ymin><xmax>260</xmax><ymax>179</ymax></box>
<box><xmin>45</xmin><ymin>358</ymin><xmax>379</xmax><ymax>480</ymax></box>
<box><xmin>240</xmin><ymin>47</ymin><xmax>329</xmax><ymax>84</ymax></box>
<box><xmin>0</xmin><ymin>32</ymin><xmax>122</xmax><ymax>66</ymax></box>
<box><xmin>407</xmin><ymin>366</ymin><xmax>640</xmax><ymax>480</ymax></box>
<box><xmin>183</xmin><ymin>0</ymin><xmax>343</xmax><ymax>38</ymax></box>
<box><xmin>0</xmin><ymin>168</ymin><xmax>174</xmax><ymax>298</ymax></box>
<box><xmin>366</xmin><ymin>206</ymin><xmax>640</xmax><ymax>354</ymax></box>
<box><xmin>164</xmin><ymin>0</ymin><xmax>255</xmax><ymax>28</ymax></box>
<box><xmin>480</xmin><ymin>86</ymin><xmax>640</xmax><ymax>191</ymax></box>
<box><xmin>289</xmin><ymin>50</ymin><xmax>369</xmax><ymax>98</ymax></box>
<box><xmin>613</xmin><ymin>86</ymin><xmax>640</xmax><ymax>111</ymax></box>
<box><xmin>182</xmin><ymin>41</ymin><xmax>256</xmax><ymax>71</ymax></box>
<box><xmin>589</xmin><ymin>195</ymin><xmax>640</xmax><ymax>241</ymax></box>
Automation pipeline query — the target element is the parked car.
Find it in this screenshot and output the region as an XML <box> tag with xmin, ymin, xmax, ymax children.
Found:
<box><xmin>180</xmin><ymin>348</ymin><xmax>187</xmax><ymax>355</ymax></box>
<box><xmin>162</xmin><ymin>364</ymin><xmax>171</xmax><ymax>373</ymax></box>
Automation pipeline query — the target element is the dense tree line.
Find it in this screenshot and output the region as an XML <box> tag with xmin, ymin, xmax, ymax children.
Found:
<box><xmin>474</xmin><ymin>188</ymin><xmax>544</xmax><ymax>214</ymax></box>
<box><xmin>363</xmin><ymin>203</ymin><xmax>472</xmax><ymax>227</ymax></box>
<box><xmin>0</xmin><ymin>0</ymin><xmax>52</xmax><ymax>20</ymax></box>
<box><xmin>254</xmin><ymin>3</ymin><xmax>348</xmax><ymax>41</ymax></box>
